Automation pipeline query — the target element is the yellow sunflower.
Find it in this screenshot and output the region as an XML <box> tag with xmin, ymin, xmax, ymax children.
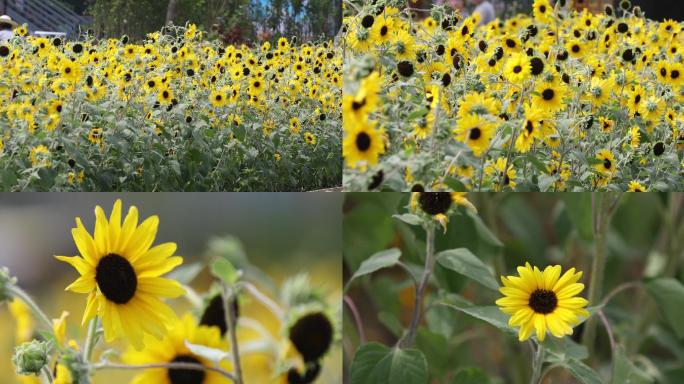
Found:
<box><xmin>628</xmin><ymin>180</ymin><xmax>646</xmax><ymax>192</ymax></box>
<box><xmin>343</xmin><ymin>120</ymin><xmax>385</xmax><ymax>169</ymax></box>
<box><xmin>496</xmin><ymin>263</ymin><xmax>589</xmax><ymax>342</ymax></box>
<box><xmin>503</xmin><ymin>53</ymin><xmax>531</xmax><ymax>84</ymax></box>
<box><xmin>595</xmin><ymin>149</ymin><xmax>617</xmax><ymax>177</ymax></box>
<box><xmin>454</xmin><ymin>113</ymin><xmax>495</xmax><ymax>157</ymax></box>
<box><xmin>55</xmin><ymin>200</ymin><xmax>185</xmax><ymax>349</ymax></box>
<box><xmin>123</xmin><ymin>313</ymin><xmax>232</xmax><ymax>384</ymax></box>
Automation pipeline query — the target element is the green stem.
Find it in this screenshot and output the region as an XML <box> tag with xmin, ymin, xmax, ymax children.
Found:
<box><xmin>42</xmin><ymin>366</ymin><xmax>54</xmax><ymax>384</ymax></box>
<box><xmin>530</xmin><ymin>341</ymin><xmax>545</xmax><ymax>384</ymax></box>
<box><xmin>223</xmin><ymin>285</ymin><xmax>244</xmax><ymax>384</ymax></box>
<box><xmin>9</xmin><ymin>286</ymin><xmax>53</xmax><ymax>332</ymax></box>
<box><xmin>582</xmin><ymin>193</ymin><xmax>608</xmax><ymax>357</ymax></box>
<box><xmin>83</xmin><ymin>317</ymin><xmax>99</xmax><ymax>362</ymax></box>
<box><xmin>403</xmin><ymin>225</ymin><xmax>435</xmax><ymax>348</ymax></box>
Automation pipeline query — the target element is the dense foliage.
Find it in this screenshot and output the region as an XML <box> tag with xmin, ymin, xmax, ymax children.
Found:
<box><xmin>0</xmin><ymin>25</ymin><xmax>342</xmax><ymax>191</ymax></box>
<box><xmin>342</xmin><ymin>0</ymin><xmax>684</xmax><ymax>192</ymax></box>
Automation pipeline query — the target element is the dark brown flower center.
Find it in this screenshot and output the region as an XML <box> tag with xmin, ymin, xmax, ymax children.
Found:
<box><xmin>95</xmin><ymin>254</ymin><xmax>137</xmax><ymax>304</ymax></box>
<box><xmin>356</xmin><ymin>132</ymin><xmax>371</xmax><ymax>151</ymax></box>
<box><xmin>529</xmin><ymin>289</ymin><xmax>557</xmax><ymax>314</ymax></box>
<box><xmin>168</xmin><ymin>355</ymin><xmax>205</xmax><ymax>384</ymax></box>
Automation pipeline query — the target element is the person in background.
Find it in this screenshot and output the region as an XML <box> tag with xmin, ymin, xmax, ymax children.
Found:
<box><xmin>447</xmin><ymin>0</ymin><xmax>469</xmax><ymax>17</ymax></box>
<box><xmin>0</xmin><ymin>14</ymin><xmax>16</xmax><ymax>42</ymax></box>
<box><xmin>469</xmin><ymin>0</ymin><xmax>495</xmax><ymax>25</ymax></box>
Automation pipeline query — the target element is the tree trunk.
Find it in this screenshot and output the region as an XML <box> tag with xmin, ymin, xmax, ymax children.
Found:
<box><xmin>166</xmin><ymin>0</ymin><xmax>179</xmax><ymax>25</ymax></box>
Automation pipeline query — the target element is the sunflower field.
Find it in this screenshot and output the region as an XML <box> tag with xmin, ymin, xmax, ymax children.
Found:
<box><xmin>342</xmin><ymin>0</ymin><xmax>684</xmax><ymax>192</ymax></box>
<box><xmin>344</xmin><ymin>192</ymin><xmax>684</xmax><ymax>384</ymax></box>
<box><xmin>0</xmin><ymin>25</ymin><xmax>342</xmax><ymax>191</ymax></box>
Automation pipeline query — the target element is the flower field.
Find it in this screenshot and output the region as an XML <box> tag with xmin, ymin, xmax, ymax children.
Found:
<box><xmin>0</xmin><ymin>25</ymin><xmax>342</xmax><ymax>191</ymax></box>
<box><xmin>342</xmin><ymin>0</ymin><xmax>684</xmax><ymax>192</ymax></box>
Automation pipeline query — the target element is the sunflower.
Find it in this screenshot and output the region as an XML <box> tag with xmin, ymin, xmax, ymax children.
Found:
<box><xmin>485</xmin><ymin>157</ymin><xmax>517</xmax><ymax>191</ymax></box>
<box><xmin>343</xmin><ymin>120</ymin><xmax>385</xmax><ymax>169</ymax></box>
<box><xmin>503</xmin><ymin>53</ymin><xmax>531</xmax><ymax>84</ymax></box>
<box><xmin>55</xmin><ymin>200</ymin><xmax>185</xmax><ymax>349</ymax></box>
<box><xmin>410</xmin><ymin>192</ymin><xmax>476</xmax><ymax>218</ymax></box>
<box><xmin>533</xmin><ymin>80</ymin><xmax>567</xmax><ymax>113</ymax></box>
<box><xmin>30</xmin><ymin>145</ymin><xmax>51</xmax><ymax>168</ymax></box>
<box><xmin>496</xmin><ymin>263</ymin><xmax>589</xmax><ymax>342</ymax></box>
<box><xmin>123</xmin><ymin>313</ymin><xmax>232</xmax><ymax>384</ymax></box>
<box><xmin>595</xmin><ymin>149</ymin><xmax>617</xmax><ymax>177</ymax></box>
<box><xmin>289</xmin><ymin>117</ymin><xmax>302</xmax><ymax>134</ymax></box>
<box><xmin>628</xmin><ymin>180</ymin><xmax>646</xmax><ymax>192</ymax></box>
<box><xmin>304</xmin><ymin>131</ymin><xmax>317</xmax><ymax>145</ymax></box>
<box><xmin>454</xmin><ymin>113</ymin><xmax>495</xmax><ymax>157</ymax></box>
<box><xmin>210</xmin><ymin>90</ymin><xmax>228</xmax><ymax>108</ymax></box>
<box><xmin>457</xmin><ymin>92</ymin><xmax>500</xmax><ymax>119</ymax></box>
<box><xmin>532</xmin><ymin>0</ymin><xmax>553</xmax><ymax>22</ymax></box>
<box><xmin>158</xmin><ymin>86</ymin><xmax>174</xmax><ymax>105</ymax></box>
<box><xmin>59</xmin><ymin>60</ymin><xmax>82</xmax><ymax>83</ymax></box>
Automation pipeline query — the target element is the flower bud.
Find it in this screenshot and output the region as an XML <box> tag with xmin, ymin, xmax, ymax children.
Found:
<box><xmin>12</xmin><ymin>340</ymin><xmax>51</xmax><ymax>375</ymax></box>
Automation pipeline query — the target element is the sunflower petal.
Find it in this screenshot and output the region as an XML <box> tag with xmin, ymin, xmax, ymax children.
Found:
<box><xmin>55</xmin><ymin>255</ymin><xmax>93</xmax><ymax>275</ymax></box>
<box><xmin>65</xmin><ymin>275</ymin><xmax>95</xmax><ymax>293</ymax></box>
<box><xmin>124</xmin><ymin>215</ymin><xmax>159</xmax><ymax>261</ymax></box>
<box><xmin>72</xmin><ymin>218</ymin><xmax>99</xmax><ymax>264</ymax></box>
<box><xmin>534</xmin><ymin>314</ymin><xmax>547</xmax><ymax>341</ymax></box>
<box><xmin>137</xmin><ymin>256</ymin><xmax>183</xmax><ymax>278</ymax></box>
<box><xmin>138</xmin><ymin>277</ymin><xmax>186</xmax><ymax>298</ymax></box>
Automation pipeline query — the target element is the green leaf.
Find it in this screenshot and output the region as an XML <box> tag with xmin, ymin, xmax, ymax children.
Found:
<box><xmin>440</xmin><ymin>303</ymin><xmax>514</xmax><ymax>334</ymax></box>
<box><xmin>444</xmin><ymin>177</ymin><xmax>468</xmax><ymax>192</ymax></box>
<box><xmin>564</xmin><ymin>358</ymin><xmax>606</xmax><ymax>384</ymax></box>
<box><xmin>393</xmin><ymin>213</ymin><xmax>423</xmax><ymax>226</ymax></box>
<box><xmin>526</xmin><ymin>154</ymin><xmax>548</xmax><ymax>174</ymax></box>
<box><xmin>406</xmin><ymin>108</ymin><xmax>429</xmax><ymax>120</ymax></box>
<box><xmin>184</xmin><ymin>340</ymin><xmax>230</xmax><ymax>363</ymax></box>
<box><xmin>436</xmin><ymin>248</ymin><xmax>499</xmax><ymax>290</ymax></box>
<box><xmin>645</xmin><ymin>278</ymin><xmax>684</xmax><ymax>338</ymax></box>
<box><xmin>210</xmin><ymin>258</ymin><xmax>239</xmax><ymax>284</ymax></box>
<box><xmin>543</xmin><ymin>337</ymin><xmax>588</xmax><ymax>362</ymax></box>
<box><xmin>451</xmin><ymin>367</ymin><xmax>491</xmax><ymax>384</ymax></box>
<box><xmin>466</xmin><ymin>210</ymin><xmax>503</xmax><ymax>248</ymax></box>
<box><xmin>346</xmin><ymin>248</ymin><xmax>402</xmax><ymax>290</ymax></box>
<box><xmin>611</xmin><ymin>346</ymin><xmax>654</xmax><ymax>384</ymax></box>
<box><xmin>350</xmin><ymin>343</ymin><xmax>428</xmax><ymax>384</ymax></box>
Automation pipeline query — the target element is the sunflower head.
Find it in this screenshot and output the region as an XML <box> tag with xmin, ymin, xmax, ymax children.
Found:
<box><xmin>496</xmin><ymin>263</ymin><xmax>589</xmax><ymax>341</ymax></box>
<box><xmin>55</xmin><ymin>200</ymin><xmax>185</xmax><ymax>349</ymax></box>
<box><xmin>123</xmin><ymin>313</ymin><xmax>232</xmax><ymax>384</ymax></box>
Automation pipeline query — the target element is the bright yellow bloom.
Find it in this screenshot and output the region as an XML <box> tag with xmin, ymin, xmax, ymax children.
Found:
<box><xmin>496</xmin><ymin>263</ymin><xmax>589</xmax><ymax>341</ymax></box>
<box><xmin>55</xmin><ymin>200</ymin><xmax>185</xmax><ymax>349</ymax></box>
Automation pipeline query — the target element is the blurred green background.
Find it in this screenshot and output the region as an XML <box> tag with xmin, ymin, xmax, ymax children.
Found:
<box><xmin>0</xmin><ymin>192</ymin><xmax>342</xmax><ymax>383</ymax></box>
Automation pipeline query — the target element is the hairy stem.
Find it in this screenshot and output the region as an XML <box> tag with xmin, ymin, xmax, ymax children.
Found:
<box><xmin>9</xmin><ymin>286</ymin><xmax>53</xmax><ymax>332</ymax></box>
<box><xmin>94</xmin><ymin>362</ymin><xmax>236</xmax><ymax>381</ymax></box>
<box><xmin>83</xmin><ymin>317</ymin><xmax>99</xmax><ymax>362</ymax></box>
<box><xmin>582</xmin><ymin>193</ymin><xmax>608</xmax><ymax>357</ymax></box>
<box><xmin>223</xmin><ymin>285</ymin><xmax>244</xmax><ymax>384</ymax></box>
<box><xmin>530</xmin><ymin>341</ymin><xmax>545</xmax><ymax>384</ymax></box>
<box><xmin>343</xmin><ymin>295</ymin><xmax>366</xmax><ymax>344</ymax></box>
<box><xmin>403</xmin><ymin>226</ymin><xmax>435</xmax><ymax>348</ymax></box>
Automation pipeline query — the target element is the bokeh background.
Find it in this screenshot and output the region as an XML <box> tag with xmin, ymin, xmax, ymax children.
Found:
<box><xmin>0</xmin><ymin>192</ymin><xmax>342</xmax><ymax>383</ymax></box>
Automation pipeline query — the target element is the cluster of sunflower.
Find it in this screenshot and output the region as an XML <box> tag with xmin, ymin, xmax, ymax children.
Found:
<box><xmin>0</xmin><ymin>24</ymin><xmax>342</xmax><ymax>191</ymax></box>
<box><xmin>342</xmin><ymin>0</ymin><xmax>684</xmax><ymax>191</ymax></box>
<box><xmin>4</xmin><ymin>200</ymin><xmax>338</xmax><ymax>383</ymax></box>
